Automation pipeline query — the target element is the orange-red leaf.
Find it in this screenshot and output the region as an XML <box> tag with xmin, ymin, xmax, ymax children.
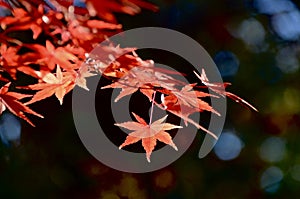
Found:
<box><xmin>116</xmin><ymin>113</ymin><xmax>181</xmax><ymax>162</ymax></box>
<box><xmin>21</xmin><ymin>66</ymin><xmax>76</xmax><ymax>105</ymax></box>
<box><xmin>0</xmin><ymin>83</ymin><xmax>43</xmax><ymax>126</ymax></box>
<box><xmin>194</xmin><ymin>69</ymin><xmax>258</xmax><ymax>112</ymax></box>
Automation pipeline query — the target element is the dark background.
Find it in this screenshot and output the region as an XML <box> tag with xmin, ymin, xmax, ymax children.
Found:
<box><xmin>1</xmin><ymin>0</ymin><xmax>300</xmax><ymax>198</ymax></box>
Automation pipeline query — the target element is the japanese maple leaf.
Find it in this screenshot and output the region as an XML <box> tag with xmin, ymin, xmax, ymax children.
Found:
<box><xmin>75</xmin><ymin>64</ymin><xmax>96</xmax><ymax>90</ymax></box>
<box><xmin>87</xmin><ymin>44</ymin><xmax>139</xmax><ymax>78</ymax></box>
<box><xmin>0</xmin><ymin>83</ymin><xmax>43</xmax><ymax>126</ymax></box>
<box><xmin>141</xmin><ymin>83</ymin><xmax>220</xmax><ymax>137</ymax></box>
<box><xmin>24</xmin><ymin>41</ymin><xmax>78</xmax><ymax>70</ymax></box>
<box><xmin>168</xmin><ymin>84</ymin><xmax>220</xmax><ymax>116</ymax></box>
<box><xmin>22</xmin><ymin>65</ymin><xmax>76</xmax><ymax>105</ymax></box>
<box><xmin>116</xmin><ymin>113</ymin><xmax>182</xmax><ymax>162</ymax></box>
<box><xmin>102</xmin><ymin>66</ymin><xmax>178</xmax><ymax>102</ymax></box>
<box><xmin>0</xmin><ymin>44</ymin><xmax>35</xmax><ymax>79</ymax></box>
<box><xmin>194</xmin><ymin>69</ymin><xmax>258</xmax><ymax>112</ymax></box>
<box><xmin>141</xmin><ymin>84</ymin><xmax>220</xmax><ymax>139</ymax></box>
<box><xmin>0</xmin><ymin>44</ymin><xmax>20</xmax><ymax>78</ymax></box>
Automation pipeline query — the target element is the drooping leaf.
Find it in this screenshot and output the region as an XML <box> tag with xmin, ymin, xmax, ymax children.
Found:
<box><xmin>116</xmin><ymin>113</ymin><xmax>182</xmax><ymax>162</ymax></box>
<box><xmin>194</xmin><ymin>69</ymin><xmax>258</xmax><ymax>112</ymax></box>
<box><xmin>0</xmin><ymin>83</ymin><xmax>43</xmax><ymax>126</ymax></box>
<box><xmin>164</xmin><ymin>83</ymin><xmax>220</xmax><ymax>116</ymax></box>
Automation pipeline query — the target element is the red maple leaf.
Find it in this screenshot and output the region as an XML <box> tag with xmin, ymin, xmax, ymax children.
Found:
<box><xmin>0</xmin><ymin>44</ymin><xmax>36</xmax><ymax>79</ymax></box>
<box><xmin>116</xmin><ymin>113</ymin><xmax>182</xmax><ymax>162</ymax></box>
<box><xmin>86</xmin><ymin>44</ymin><xmax>140</xmax><ymax>78</ymax></box>
<box><xmin>0</xmin><ymin>44</ymin><xmax>20</xmax><ymax>78</ymax></box>
<box><xmin>164</xmin><ymin>83</ymin><xmax>220</xmax><ymax>115</ymax></box>
<box><xmin>0</xmin><ymin>82</ymin><xmax>43</xmax><ymax>126</ymax></box>
<box><xmin>194</xmin><ymin>69</ymin><xmax>258</xmax><ymax>112</ymax></box>
<box><xmin>75</xmin><ymin>64</ymin><xmax>96</xmax><ymax>90</ymax></box>
<box><xmin>0</xmin><ymin>5</ymin><xmax>47</xmax><ymax>39</ymax></box>
<box><xmin>101</xmin><ymin>63</ymin><xmax>180</xmax><ymax>102</ymax></box>
<box><xmin>24</xmin><ymin>41</ymin><xmax>78</xmax><ymax>71</ymax></box>
<box><xmin>139</xmin><ymin>83</ymin><xmax>220</xmax><ymax>139</ymax></box>
<box><xmin>21</xmin><ymin>65</ymin><xmax>76</xmax><ymax>105</ymax></box>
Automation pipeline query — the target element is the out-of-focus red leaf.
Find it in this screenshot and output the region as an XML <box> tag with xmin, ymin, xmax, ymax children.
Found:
<box><xmin>85</xmin><ymin>20</ymin><xmax>122</xmax><ymax>30</ymax></box>
<box><xmin>0</xmin><ymin>0</ymin><xmax>11</xmax><ymax>9</ymax></box>
<box><xmin>128</xmin><ymin>0</ymin><xmax>159</xmax><ymax>12</ymax></box>
<box><xmin>0</xmin><ymin>44</ymin><xmax>21</xmax><ymax>79</ymax></box>
<box><xmin>0</xmin><ymin>7</ymin><xmax>43</xmax><ymax>39</ymax></box>
<box><xmin>85</xmin><ymin>0</ymin><xmax>158</xmax><ymax>22</ymax></box>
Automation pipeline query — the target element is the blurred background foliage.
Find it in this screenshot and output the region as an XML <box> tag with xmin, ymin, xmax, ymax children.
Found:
<box><xmin>1</xmin><ymin>0</ymin><xmax>300</xmax><ymax>198</ymax></box>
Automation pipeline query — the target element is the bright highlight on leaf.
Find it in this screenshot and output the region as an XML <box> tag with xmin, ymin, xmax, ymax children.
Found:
<box><xmin>20</xmin><ymin>65</ymin><xmax>76</xmax><ymax>105</ymax></box>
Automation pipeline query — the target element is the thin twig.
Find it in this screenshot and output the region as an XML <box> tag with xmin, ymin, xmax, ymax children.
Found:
<box><xmin>149</xmin><ymin>91</ymin><xmax>156</xmax><ymax>125</ymax></box>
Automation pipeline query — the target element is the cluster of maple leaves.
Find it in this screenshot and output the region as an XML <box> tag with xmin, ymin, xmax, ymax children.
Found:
<box><xmin>0</xmin><ymin>0</ymin><xmax>256</xmax><ymax>161</ymax></box>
